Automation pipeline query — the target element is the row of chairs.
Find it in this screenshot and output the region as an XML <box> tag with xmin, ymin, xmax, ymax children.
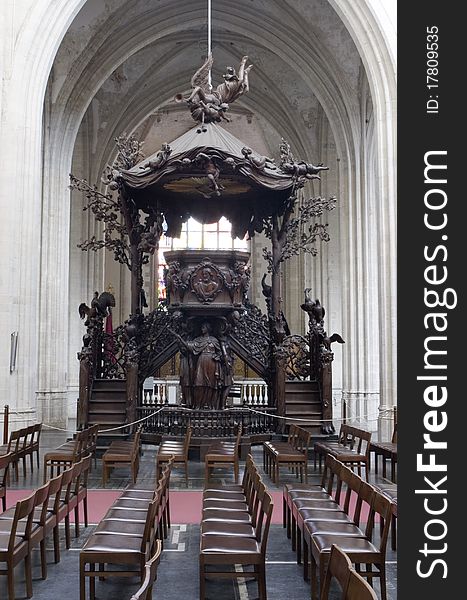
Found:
<box><xmin>0</xmin><ymin>424</ymin><xmax>42</xmax><ymax>480</ymax></box>
<box><xmin>43</xmin><ymin>424</ymin><xmax>99</xmax><ymax>482</ymax></box>
<box><xmin>263</xmin><ymin>424</ymin><xmax>311</xmax><ymax>484</ymax></box>
<box><xmin>314</xmin><ymin>424</ymin><xmax>372</xmax><ymax>480</ymax></box>
<box><xmin>0</xmin><ymin>455</ymin><xmax>91</xmax><ymax>600</ymax></box>
<box><xmin>283</xmin><ymin>454</ymin><xmax>395</xmax><ymax>600</ymax></box>
<box><xmin>79</xmin><ymin>456</ymin><xmax>173</xmax><ymax>599</ymax></box>
<box><xmin>200</xmin><ymin>455</ymin><xmax>274</xmax><ymax>600</ymax></box>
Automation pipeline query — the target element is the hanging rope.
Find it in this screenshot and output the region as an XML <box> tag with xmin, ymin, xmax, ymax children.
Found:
<box><xmin>207</xmin><ymin>0</ymin><xmax>212</xmax><ymax>90</ymax></box>
<box><xmin>40</xmin><ymin>406</ymin><xmax>165</xmax><ymax>435</ymax></box>
<box><xmin>246</xmin><ymin>406</ymin><xmax>395</xmax><ymax>424</ymax></box>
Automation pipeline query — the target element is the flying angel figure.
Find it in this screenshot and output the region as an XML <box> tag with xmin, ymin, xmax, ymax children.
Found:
<box><xmin>176</xmin><ymin>54</ymin><xmax>253</xmax><ymax>132</ymax></box>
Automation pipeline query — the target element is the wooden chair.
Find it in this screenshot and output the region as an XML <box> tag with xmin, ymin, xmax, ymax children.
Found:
<box><xmin>320</xmin><ymin>544</ymin><xmax>352</xmax><ymax>600</ymax></box>
<box><xmin>320</xmin><ymin>545</ymin><xmax>378</xmax><ymax>600</ymax></box>
<box><xmin>310</xmin><ymin>489</ymin><xmax>393</xmax><ymax>600</ymax></box>
<box><xmin>0</xmin><ymin>491</ymin><xmax>36</xmax><ymax>600</ymax></box>
<box><xmin>102</xmin><ymin>429</ymin><xmax>141</xmax><ymax>486</ymax></box>
<box><xmin>130</xmin><ymin>539</ymin><xmax>163</xmax><ymax>600</ymax></box>
<box><xmin>371</xmin><ymin>423</ymin><xmax>397</xmax><ymax>482</ymax></box>
<box><xmin>0</xmin><ymin>429</ymin><xmax>25</xmax><ymax>481</ymax></box>
<box><xmin>0</xmin><ymin>453</ymin><xmax>12</xmax><ymax>512</ymax></box>
<box><xmin>0</xmin><ymin>480</ymin><xmax>52</xmax><ymax>583</ymax></box>
<box><xmin>43</xmin><ymin>428</ymin><xmax>87</xmax><ymax>482</ymax></box>
<box><xmin>199</xmin><ymin>489</ymin><xmax>274</xmax><ymax>600</ymax></box>
<box><xmin>80</xmin><ymin>495</ymin><xmax>158</xmax><ymax>600</ymax></box>
<box><xmin>156</xmin><ymin>425</ymin><xmax>192</xmax><ymax>486</ymax></box>
<box><xmin>28</xmin><ymin>423</ymin><xmax>42</xmax><ymax>472</ymax></box>
<box><xmin>265</xmin><ymin>425</ymin><xmax>311</xmax><ymax>484</ymax></box>
<box><xmin>204</xmin><ymin>424</ymin><xmax>242</xmax><ymax>484</ymax></box>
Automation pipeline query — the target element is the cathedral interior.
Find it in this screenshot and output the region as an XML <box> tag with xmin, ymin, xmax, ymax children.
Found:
<box><xmin>0</xmin><ymin>1</ymin><xmax>396</xmax><ymax>599</ymax></box>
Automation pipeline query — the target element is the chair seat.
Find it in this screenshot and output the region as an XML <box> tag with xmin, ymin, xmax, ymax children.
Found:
<box><xmin>206</xmin><ymin>449</ymin><xmax>236</xmax><ymax>458</ymax></box>
<box><xmin>201</xmin><ymin>535</ymin><xmax>260</xmax><ymax>554</ymax></box>
<box><xmin>95</xmin><ymin>520</ymin><xmax>145</xmax><ymax>537</ymax></box>
<box><xmin>305</xmin><ymin>520</ymin><xmax>366</xmax><ymax>537</ymax></box>
<box><xmin>203</xmin><ymin>500</ymin><xmax>248</xmax><ymax>511</ymax></box>
<box><xmin>272</xmin><ymin>450</ymin><xmax>306</xmax><ymax>460</ymax></box>
<box><xmin>202</xmin><ymin>509</ymin><xmax>251</xmax><ymax>523</ymax></box>
<box><xmin>204</xmin><ymin>484</ymin><xmax>243</xmax><ymax>493</ymax></box>
<box><xmin>285</xmin><ymin>483</ymin><xmax>324</xmax><ymax>493</ymax></box>
<box><xmin>299</xmin><ymin>508</ymin><xmax>350</xmax><ymax>522</ymax></box>
<box><xmin>293</xmin><ymin>498</ymin><xmax>338</xmax><ymax>510</ymax></box>
<box><xmin>0</xmin><ymin>520</ymin><xmax>41</xmax><ymax>537</ymax></box>
<box><xmin>201</xmin><ymin>521</ymin><xmax>255</xmax><ymax>537</ymax></box>
<box><xmin>83</xmin><ymin>534</ymin><xmax>145</xmax><ymax>553</ymax></box>
<box><xmin>103</xmin><ymin>451</ymin><xmax>133</xmax><ymax>460</ymax></box>
<box><xmin>120</xmin><ymin>490</ymin><xmax>154</xmax><ymax>500</ymax></box>
<box><xmin>203</xmin><ymin>490</ymin><xmax>245</xmax><ymax>502</ymax></box>
<box><xmin>312</xmin><ymin>534</ymin><xmax>379</xmax><ymax>556</ymax></box>
<box><xmin>0</xmin><ymin>534</ymin><xmax>25</xmax><ymax>553</ymax></box>
<box><xmin>112</xmin><ymin>499</ymin><xmax>151</xmax><ymax>510</ymax></box>
<box><xmin>103</xmin><ymin>509</ymin><xmax>147</xmax><ymax>522</ymax></box>
<box><xmin>288</xmin><ymin>490</ymin><xmax>333</xmax><ymax>501</ymax></box>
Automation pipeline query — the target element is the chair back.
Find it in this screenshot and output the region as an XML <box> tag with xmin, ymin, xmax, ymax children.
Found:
<box><xmin>9</xmin><ymin>491</ymin><xmax>36</xmax><ymax>551</ymax></box>
<box><xmin>234</xmin><ymin>423</ymin><xmax>243</xmax><ymax>454</ymax></box>
<box><xmin>346</xmin><ymin>569</ymin><xmax>378</xmax><ymax>600</ymax></box>
<box><xmin>183</xmin><ymin>425</ymin><xmax>192</xmax><ymax>457</ymax></box>
<box><xmin>0</xmin><ymin>452</ymin><xmax>12</xmax><ymax>485</ymax></box>
<box><xmin>366</xmin><ymin>490</ymin><xmax>393</xmax><ymax>555</ymax></box>
<box><xmin>130</xmin><ymin>539</ymin><xmax>163</xmax><ymax>600</ymax></box>
<box><xmin>258</xmin><ymin>490</ymin><xmax>274</xmax><ymax>556</ymax></box>
<box><xmin>320</xmin><ymin>544</ymin><xmax>353</xmax><ymax>600</ymax></box>
<box><xmin>339</xmin><ymin>466</ymin><xmax>363</xmax><ymax>523</ymax></box>
<box><xmin>58</xmin><ymin>464</ymin><xmax>76</xmax><ymax>510</ymax></box>
<box><xmin>32</xmin><ymin>423</ymin><xmax>42</xmax><ymax>445</ymax></box>
<box><xmin>8</xmin><ymin>428</ymin><xmax>24</xmax><ymax>453</ymax></box>
<box><xmin>47</xmin><ymin>473</ymin><xmax>64</xmax><ymax>514</ymax></box>
<box><xmin>34</xmin><ymin>481</ymin><xmax>52</xmax><ymax>526</ymax></box>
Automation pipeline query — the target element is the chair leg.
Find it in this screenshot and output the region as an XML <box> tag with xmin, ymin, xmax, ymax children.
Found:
<box><xmin>199</xmin><ymin>559</ymin><xmax>206</xmax><ymax>600</ymax></box>
<box><xmin>25</xmin><ymin>553</ymin><xmax>33</xmax><ymax>598</ymax></box>
<box><xmin>303</xmin><ymin>536</ymin><xmax>309</xmax><ymax>581</ymax></box>
<box><xmin>297</xmin><ymin>525</ymin><xmax>302</xmax><ymax>564</ymax></box>
<box><xmin>90</xmin><ymin>563</ymin><xmax>96</xmax><ymax>600</ymax></box>
<box><xmin>282</xmin><ymin>496</ymin><xmax>287</xmax><ymax>528</ymax></box>
<box><xmin>310</xmin><ymin>554</ymin><xmax>318</xmax><ymax>600</ymax></box>
<box><xmin>234</xmin><ymin>458</ymin><xmax>239</xmax><ymax>484</ymax></box>
<box><xmin>7</xmin><ymin>559</ymin><xmax>15</xmax><ymax>600</ymax></box>
<box><xmin>53</xmin><ymin>525</ymin><xmax>61</xmax><ymax>563</ymax></box>
<box><xmin>84</xmin><ymin>496</ymin><xmax>89</xmax><ymax>527</ymax></box>
<box><xmin>75</xmin><ymin>505</ymin><xmax>80</xmax><ymax>537</ymax></box>
<box><xmin>40</xmin><ymin>538</ymin><xmax>47</xmax><ymax>579</ymax></box>
<box><xmin>379</xmin><ymin>562</ymin><xmax>387</xmax><ymax>600</ymax></box>
<box><xmin>258</xmin><ymin>562</ymin><xmax>267</xmax><ymax>600</ymax></box>
<box><xmin>65</xmin><ymin>515</ymin><xmax>71</xmax><ymax>548</ymax></box>
<box><xmin>80</xmin><ymin>559</ymin><xmax>86</xmax><ymax>600</ymax></box>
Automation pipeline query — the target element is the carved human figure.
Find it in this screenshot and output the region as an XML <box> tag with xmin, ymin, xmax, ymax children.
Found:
<box><xmin>193</xmin><ymin>267</ymin><xmax>220</xmax><ymax>301</ymax></box>
<box><xmin>174</xmin><ymin>322</ymin><xmax>229</xmax><ymax>409</ymax></box>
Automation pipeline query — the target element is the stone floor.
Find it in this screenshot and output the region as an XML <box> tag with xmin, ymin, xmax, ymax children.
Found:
<box><xmin>1</xmin><ymin>430</ymin><xmax>397</xmax><ymax>599</ymax></box>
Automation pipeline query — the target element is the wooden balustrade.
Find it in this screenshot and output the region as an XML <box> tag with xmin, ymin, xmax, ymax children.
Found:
<box><xmin>136</xmin><ymin>406</ymin><xmax>277</xmax><ymax>438</ymax></box>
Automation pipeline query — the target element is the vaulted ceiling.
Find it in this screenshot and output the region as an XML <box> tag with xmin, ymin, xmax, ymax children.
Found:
<box><xmin>47</xmin><ymin>0</ymin><xmax>368</xmax><ymax>177</ymax></box>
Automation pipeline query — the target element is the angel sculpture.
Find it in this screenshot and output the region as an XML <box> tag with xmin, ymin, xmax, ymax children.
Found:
<box><xmin>176</xmin><ymin>54</ymin><xmax>253</xmax><ymax>132</ymax></box>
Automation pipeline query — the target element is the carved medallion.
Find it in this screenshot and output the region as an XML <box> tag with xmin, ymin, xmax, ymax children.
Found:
<box><xmin>190</xmin><ymin>259</ymin><xmax>225</xmax><ymax>303</ymax></box>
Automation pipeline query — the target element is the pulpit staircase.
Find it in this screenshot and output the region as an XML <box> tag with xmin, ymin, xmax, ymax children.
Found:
<box><xmin>284</xmin><ymin>380</ymin><xmax>324</xmax><ymax>436</ymax></box>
